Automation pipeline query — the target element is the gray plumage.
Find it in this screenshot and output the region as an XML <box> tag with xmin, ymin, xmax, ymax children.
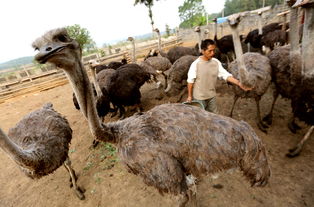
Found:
<box><xmin>165</xmin><ymin>55</ymin><xmax>198</xmax><ymax>97</ymax></box>
<box><xmin>228</xmin><ymin>52</ymin><xmax>272</xmax><ymax>132</ymax></box>
<box><xmin>0</xmin><ymin>103</ymin><xmax>84</xmax><ymax>199</ymax></box>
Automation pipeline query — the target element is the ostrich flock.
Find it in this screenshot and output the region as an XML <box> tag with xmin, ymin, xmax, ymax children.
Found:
<box><xmin>0</xmin><ymin>0</ymin><xmax>313</xmax><ymax>206</ymax></box>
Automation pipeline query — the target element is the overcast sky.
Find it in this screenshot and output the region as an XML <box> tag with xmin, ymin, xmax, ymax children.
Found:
<box><xmin>0</xmin><ymin>0</ymin><xmax>225</xmax><ymax>63</ymax></box>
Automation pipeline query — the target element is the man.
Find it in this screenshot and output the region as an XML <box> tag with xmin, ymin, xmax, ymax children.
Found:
<box><xmin>186</xmin><ymin>39</ymin><xmax>251</xmax><ymax>113</ymax></box>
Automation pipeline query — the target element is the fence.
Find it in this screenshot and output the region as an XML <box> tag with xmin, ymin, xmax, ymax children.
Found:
<box><xmin>0</xmin><ymin>35</ymin><xmax>182</xmax><ymax>102</ymax></box>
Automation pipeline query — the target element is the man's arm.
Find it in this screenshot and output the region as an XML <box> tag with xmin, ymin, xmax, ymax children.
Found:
<box><xmin>186</xmin><ymin>83</ymin><xmax>194</xmax><ymax>102</ymax></box>
<box><xmin>226</xmin><ymin>76</ymin><xmax>252</xmax><ymax>91</ymax></box>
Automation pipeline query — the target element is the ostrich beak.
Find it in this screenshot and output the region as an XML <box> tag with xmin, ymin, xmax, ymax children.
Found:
<box><xmin>34</xmin><ymin>44</ymin><xmax>67</xmax><ymax>64</ymax></box>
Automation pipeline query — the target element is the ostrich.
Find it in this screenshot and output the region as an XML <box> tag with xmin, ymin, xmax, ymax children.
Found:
<box><xmin>94</xmin><ymin>58</ymin><xmax>128</xmax><ymax>74</ymax></box>
<box><xmin>126</xmin><ymin>34</ymin><xmax>172</xmax><ymax>90</ymax></box>
<box><xmin>244</xmin><ymin>22</ymin><xmax>282</xmax><ymax>53</ymax></box>
<box><xmin>33</xmin><ymin>28</ymin><xmax>270</xmax><ymax>206</ymax></box>
<box><xmin>127</xmin><ymin>37</ymin><xmax>136</xmax><ymax>63</ymax></box>
<box><xmin>260</xmin><ymin>29</ymin><xmax>288</xmax><ymax>52</ymax></box>
<box><xmin>98</xmin><ymin>63</ymin><xmax>152</xmax><ymax>119</ymax></box>
<box><xmin>140</xmin><ymin>55</ymin><xmax>172</xmax><ymax>89</ymax></box>
<box><xmin>262</xmin><ymin>0</ymin><xmax>314</xmax><ymax>157</ymax></box>
<box><xmin>213</xmin><ymin>18</ymin><xmax>236</xmax><ymax>63</ymax></box>
<box><xmin>227</xmin><ymin>13</ymin><xmax>272</xmax><ymax>133</ymax></box>
<box><xmin>164</xmin><ymin>55</ymin><xmax>198</xmax><ymax>101</ymax></box>
<box><xmin>0</xmin><ymin>103</ymin><xmax>85</xmax><ymax>199</ymax></box>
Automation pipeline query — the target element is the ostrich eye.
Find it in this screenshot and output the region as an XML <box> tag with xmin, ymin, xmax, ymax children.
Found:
<box><xmin>34</xmin><ymin>47</ymin><xmax>39</xmax><ymax>51</ymax></box>
<box><xmin>57</xmin><ymin>34</ymin><xmax>68</xmax><ymax>42</ymax></box>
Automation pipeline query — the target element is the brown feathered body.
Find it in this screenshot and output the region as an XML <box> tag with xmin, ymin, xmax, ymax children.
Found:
<box><xmin>268</xmin><ymin>45</ymin><xmax>314</xmax><ymax>125</ymax></box>
<box><xmin>3</xmin><ymin>103</ymin><xmax>72</xmax><ymax>178</ymax></box>
<box><xmin>228</xmin><ymin>52</ymin><xmax>272</xmax><ymax>98</ymax></box>
<box><xmin>165</xmin><ymin>55</ymin><xmax>198</xmax><ymax>96</ymax></box>
<box><xmin>107</xmin><ymin>103</ymin><xmax>270</xmax><ymax>194</ymax></box>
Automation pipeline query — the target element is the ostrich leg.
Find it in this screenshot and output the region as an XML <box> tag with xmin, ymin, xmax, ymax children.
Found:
<box><xmin>162</xmin><ymin>72</ymin><xmax>168</xmax><ymax>90</ymax></box>
<box><xmin>287</xmin><ymin>116</ymin><xmax>302</xmax><ymax>134</ymax></box>
<box><xmin>255</xmin><ymin>97</ymin><xmax>268</xmax><ymax>133</ymax></box>
<box><xmin>287</xmin><ymin>126</ymin><xmax>314</xmax><ymax>157</ymax></box>
<box><xmin>262</xmin><ymin>88</ymin><xmax>279</xmax><ymax>126</ymax></box>
<box><xmin>229</xmin><ymin>95</ymin><xmax>239</xmax><ymax>117</ymax></box>
<box><xmin>63</xmin><ymin>158</ymin><xmax>85</xmax><ymax>200</ymax></box>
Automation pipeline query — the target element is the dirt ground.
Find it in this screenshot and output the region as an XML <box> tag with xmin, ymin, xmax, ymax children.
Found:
<box><xmin>0</xmin><ymin>61</ymin><xmax>314</xmax><ymax>207</ymax></box>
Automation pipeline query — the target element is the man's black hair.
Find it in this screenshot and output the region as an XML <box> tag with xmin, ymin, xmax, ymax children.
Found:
<box><xmin>201</xmin><ymin>39</ymin><xmax>216</xmax><ymax>50</ymax></box>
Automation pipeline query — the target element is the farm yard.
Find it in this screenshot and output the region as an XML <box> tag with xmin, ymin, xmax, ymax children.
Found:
<box><xmin>0</xmin><ymin>41</ymin><xmax>314</xmax><ymax>207</ymax></box>
<box><xmin>1</xmin><ymin>0</ymin><xmax>314</xmax><ymax>206</ymax></box>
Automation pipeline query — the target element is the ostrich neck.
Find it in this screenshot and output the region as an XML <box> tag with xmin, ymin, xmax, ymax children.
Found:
<box><xmin>90</xmin><ymin>67</ymin><xmax>103</xmax><ymax>97</ymax></box>
<box><xmin>301</xmin><ymin>6</ymin><xmax>314</xmax><ymax>77</ymax></box>
<box><xmin>258</xmin><ymin>14</ymin><xmax>263</xmax><ymax>35</ymax></box>
<box><xmin>198</xmin><ymin>33</ymin><xmax>202</xmax><ymax>53</ymax></box>
<box><xmin>64</xmin><ymin>61</ymin><xmax>114</xmax><ymax>142</ymax></box>
<box><xmin>0</xmin><ymin>128</ymin><xmax>34</xmax><ymax>167</ymax></box>
<box><xmin>157</xmin><ymin>33</ymin><xmax>162</xmax><ymax>51</ymax></box>
<box><xmin>132</xmin><ymin>41</ymin><xmax>136</xmax><ymax>63</ymax></box>
<box><xmin>289</xmin><ymin>7</ymin><xmax>300</xmax><ymax>52</ymax></box>
<box><xmin>230</xmin><ymin>26</ymin><xmax>246</xmax><ymax>83</ymax></box>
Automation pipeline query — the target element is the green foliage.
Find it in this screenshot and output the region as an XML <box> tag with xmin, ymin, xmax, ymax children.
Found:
<box><xmin>224</xmin><ymin>0</ymin><xmax>284</xmax><ymax>16</ymax></box>
<box><xmin>178</xmin><ymin>0</ymin><xmax>207</xmax><ymax>28</ymax></box>
<box><xmin>66</xmin><ymin>24</ymin><xmax>94</xmax><ymax>51</ymax></box>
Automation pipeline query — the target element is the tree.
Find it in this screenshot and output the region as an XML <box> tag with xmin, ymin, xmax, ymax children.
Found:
<box><xmin>178</xmin><ymin>0</ymin><xmax>207</xmax><ymax>28</ymax></box>
<box><xmin>134</xmin><ymin>0</ymin><xmax>159</xmax><ymax>32</ymax></box>
<box><xmin>66</xmin><ymin>24</ymin><xmax>94</xmax><ymax>51</ymax></box>
<box><xmin>165</xmin><ymin>24</ymin><xmax>171</xmax><ymax>37</ymax></box>
<box><xmin>224</xmin><ymin>0</ymin><xmax>283</xmax><ymax>16</ymax></box>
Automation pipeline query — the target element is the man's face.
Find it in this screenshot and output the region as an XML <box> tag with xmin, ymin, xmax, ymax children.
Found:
<box><xmin>202</xmin><ymin>44</ymin><xmax>216</xmax><ymax>60</ymax></box>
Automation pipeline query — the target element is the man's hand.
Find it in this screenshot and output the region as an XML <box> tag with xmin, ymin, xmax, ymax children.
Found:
<box><xmin>239</xmin><ymin>82</ymin><xmax>253</xmax><ymax>91</ymax></box>
<box><xmin>186</xmin><ymin>96</ymin><xmax>192</xmax><ymax>103</ymax></box>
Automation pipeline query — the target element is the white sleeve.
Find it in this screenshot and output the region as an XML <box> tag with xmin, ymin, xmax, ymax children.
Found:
<box><xmin>187</xmin><ymin>60</ymin><xmax>198</xmax><ymax>83</ymax></box>
<box><xmin>214</xmin><ymin>58</ymin><xmax>232</xmax><ymax>81</ymax></box>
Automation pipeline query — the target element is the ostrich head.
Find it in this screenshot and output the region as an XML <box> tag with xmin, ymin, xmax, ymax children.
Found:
<box><xmin>127</xmin><ymin>36</ymin><xmax>134</xmax><ymax>42</ymax></box>
<box><xmin>194</xmin><ymin>26</ymin><xmax>201</xmax><ymax>33</ymax></box>
<box><xmin>33</xmin><ymin>28</ymin><xmax>112</xmax><ymax>142</ymax></box>
<box><xmin>33</xmin><ymin>28</ymin><xmax>81</xmax><ymax>70</ymax></box>
<box><xmin>153</xmin><ymin>28</ymin><xmax>160</xmax><ymax>34</ymax></box>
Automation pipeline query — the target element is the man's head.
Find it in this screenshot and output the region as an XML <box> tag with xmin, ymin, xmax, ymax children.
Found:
<box><xmin>201</xmin><ymin>39</ymin><xmax>216</xmax><ymax>60</ymax></box>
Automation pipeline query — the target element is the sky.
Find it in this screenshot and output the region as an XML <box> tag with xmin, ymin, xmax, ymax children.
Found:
<box><xmin>0</xmin><ymin>0</ymin><xmax>225</xmax><ymax>63</ymax></box>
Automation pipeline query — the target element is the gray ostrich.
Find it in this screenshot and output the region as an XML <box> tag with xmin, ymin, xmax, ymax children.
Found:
<box><xmin>139</xmin><ymin>56</ymin><xmax>172</xmax><ymax>89</ymax></box>
<box><xmin>164</xmin><ymin>55</ymin><xmax>198</xmax><ymax>101</ymax></box>
<box><xmin>0</xmin><ymin>103</ymin><xmax>85</xmax><ymax>199</ymax></box>
<box><xmin>262</xmin><ymin>0</ymin><xmax>314</xmax><ymax>157</ymax></box>
<box><xmin>33</xmin><ymin>28</ymin><xmax>270</xmax><ymax>207</ymax></box>
<box><xmin>227</xmin><ymin>13</ymin><xmax>272</xmax><ymax>133</ymax></box>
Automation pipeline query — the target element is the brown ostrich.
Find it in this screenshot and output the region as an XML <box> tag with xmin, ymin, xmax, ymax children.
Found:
<box><xmin>262</xmin><ymin>0</ymin><xmax>314</xmax><ymax>157</ymax></box>
<box><xmin>33</xmin><ymin>28</ymin><xmax>270</xmax><ymax>207</ymax></box>
<box><xmin>227</xmin><ymin>13</ymin><xmax>272</xmax><ymax>133</ymax></box>
<box><xmin>0</xmin><ymin>103</ymin><xmax>85</xmax><ymax>199</ymax></box>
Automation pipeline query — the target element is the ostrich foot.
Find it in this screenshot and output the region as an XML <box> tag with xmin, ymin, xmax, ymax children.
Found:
<box><xmin>262</xmin><ymin>114</ymin><xmax>273</xmax><ymax>126</ymax></box>
<box><xmin>286</xmin><ymin>146</ymin><xmax>302</xmax><ymax>158</ymax></box>
<box><xmin>91</xmin><ymin>140</ymin><xmax>100</xmax><ymax>148</ymax></box>
<box><xmin>74</xmin><ymin>187</ymin><xmax>86</xmax><ymax>200</ymax></box>
<box><xmin>287</xmin><ymin>121</ymin><xmax>301</xmax><ymax>134</ymax></box>
<box><xmin>286</xmin><ymin>126</ymin><xmax>314</xmax><ymax>158</ymax></box>
<box><xmin>257</xmin><ymin>121</ymin><xmax>268</xmax><ymax>133</ymax></box>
